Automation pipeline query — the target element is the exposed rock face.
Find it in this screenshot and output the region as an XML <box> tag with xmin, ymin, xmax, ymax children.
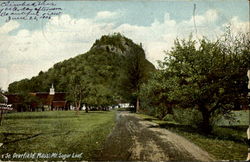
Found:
<box><xmin>91</xmin><ymin>44</ymin><xmax>124</xmax><ymax>55</ymax></box>
<box><xmin>90</xmin><ymin>33</ymin><xmax>137</xmax><ymax>56</ymax></box>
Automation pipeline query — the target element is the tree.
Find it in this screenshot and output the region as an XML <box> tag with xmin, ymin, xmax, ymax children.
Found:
<box><xmin>160</xmin><ymin>34</ymin><xmax>249</xmax><ymax>133</ymax></box>
<box><xmin>8</xmin><ymin>79</ymin><xmax>30</xmax><ymax>93</ymax></box>
<box><xmin>83</xmin><ymin>84</ymin><xmax>116</xmax><ymax>110</ymax></box>
<box><xmin>121</xmin><ymin>44</ymin><xmax>154</xmax><ymax>112</ymax></box>
<box><xmin>67</xmin><ymin>74</ymin><xmax>89</xmax><ymax>114</ymax></box>
<box><xmin>140</xmin><ymin>61</ymin><xmax>187</xmax><ymax>119</ymax></box>
<box><xmin>140</xmin><ymin>70</ymin><xmax>175</xmax><ymax>119</ymax></box>
<box><xmin>17</xmin><ymin>92</ymin><xmax>42</xmax><ymax>111</ymax></box>
<box><xmin>82</xmin><ymin>48</ymin><xmax>123</xmax><ymax>110</ymax></box>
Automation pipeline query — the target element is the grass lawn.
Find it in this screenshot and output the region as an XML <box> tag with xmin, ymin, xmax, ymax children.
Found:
<box><xmin>137</xmin><ymin>110</ymin><xmax>248</xmax><ymax>161</ymax></box>
<box><xmin>0</xmin><ymin>110</ymin><xmax>116</xmax><ymax>161</ymax></box>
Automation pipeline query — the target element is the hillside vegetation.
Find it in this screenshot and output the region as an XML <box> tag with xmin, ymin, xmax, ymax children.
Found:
<box><xmin>8</xmin><ymin>33</ymin><xmax>155</xmax><ymax>109</ymax></box>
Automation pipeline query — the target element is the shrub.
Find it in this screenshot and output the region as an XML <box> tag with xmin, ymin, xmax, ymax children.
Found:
<box><xmin>173</xmin><ymin>107</ymin><xmax>203</xmax><ymax>128</ymax></box>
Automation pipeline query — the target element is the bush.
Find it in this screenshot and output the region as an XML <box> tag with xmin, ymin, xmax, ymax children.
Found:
<box><xmin>173</xmin><ymin>107</ymin><xmax>203</xmax><ymax>128</ymax></box>
<box><xmin>140</xmin><ymin>101</ymin><xmax>156</xmax><ymax>116</ymax></box>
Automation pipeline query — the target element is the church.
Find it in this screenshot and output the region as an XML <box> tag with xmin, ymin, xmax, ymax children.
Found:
<box><xmin>5</xmin><ymin>85</ymin><xmax>69</xmax><ymax>112</ymax></box>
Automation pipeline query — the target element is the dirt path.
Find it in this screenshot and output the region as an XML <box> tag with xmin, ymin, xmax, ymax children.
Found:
<box><xmin>98</xmin><ymin>111</ymin><xmax>215</xmax><ymax>161</ymax></box>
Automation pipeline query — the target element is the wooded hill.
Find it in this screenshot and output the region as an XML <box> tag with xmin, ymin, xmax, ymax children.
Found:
<box><xmin>8</xmin><ymin>33</ymin><xmax>155</xmax><ymax>108</ymax></box>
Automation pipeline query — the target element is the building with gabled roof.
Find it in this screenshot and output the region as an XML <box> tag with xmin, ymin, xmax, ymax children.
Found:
<box><xmin>6</xmin><ymin>85</ymin><xmax>69</xmax><ymax>112</ymax></box>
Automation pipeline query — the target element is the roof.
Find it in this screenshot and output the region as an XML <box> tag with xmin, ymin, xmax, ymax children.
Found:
<box><xmin>5</xmin><ymin>94</ymin><xmax>22</xmax><ymax>104</ymax></box>
<box><xmin>52</xmin><ymin>93</ymin><xmax>67</xmax><ymax>101</ymax></box>
<box><xmin>6</xmin><ymin>92</ymin><xmax>68</xmax><ymax>105</ymax></box>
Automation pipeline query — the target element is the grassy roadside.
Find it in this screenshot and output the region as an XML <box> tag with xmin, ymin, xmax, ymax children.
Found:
<box><xmin>136</xmin><ymin>112</ymin><xmax>248</xmax><ymax>161</ymax></box>
<box><xmin>0</xmin><ymin>110</ymin><xmax>116</xmax><ymax>161</ymax></box>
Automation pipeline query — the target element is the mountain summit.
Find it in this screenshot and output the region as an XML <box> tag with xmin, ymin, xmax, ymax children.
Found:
<box><xmin>8</xmin><ymin>33</ymin><xmax>155</xmax><ymax>106</ymax></box>
<box><xmin>91</xmin><ymin>33</ymin><xmax>137</xmax><ymax>56</ymax></box>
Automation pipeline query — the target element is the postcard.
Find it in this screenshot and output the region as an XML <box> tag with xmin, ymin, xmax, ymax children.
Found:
<box><xmin>0</xmin><ymin>0</ymin><xmax>249</xmax><ymax>161</ymax></box>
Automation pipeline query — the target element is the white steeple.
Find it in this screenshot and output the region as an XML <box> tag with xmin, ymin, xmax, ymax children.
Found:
<box><xmin>49</xmin><ymin>84</ymin><xmax>55</xmax><ymax>95</ymax></box>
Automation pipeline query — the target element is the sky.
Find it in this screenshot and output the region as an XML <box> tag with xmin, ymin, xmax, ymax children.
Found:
<box><xmin>0</xmin><ymin>0</ymin><xmax>249</xmax><ymax>91</ymax></box>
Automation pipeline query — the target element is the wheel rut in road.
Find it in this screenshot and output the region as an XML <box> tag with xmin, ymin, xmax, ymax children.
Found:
<box><xmin>98</xmin><ymin>111</ymin><xmax>215</xmax><ymax>161</ymax></box>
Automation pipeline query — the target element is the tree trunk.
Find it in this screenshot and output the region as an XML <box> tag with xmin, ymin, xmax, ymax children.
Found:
<box><xmin>167</xmin><ymin>104</ymin><xmax>173</xmax><ymax>115</ymax></box>
<box><xmin>200</xmin><ymin>107</ymin><xmax>212</xmax><ymax>134</ymax></box>
<box><xmin>136</xmin><ymin>97</ymin><xmax>140</xmax><ymax>113</ymax></box>
<box><xmin>75</xmin><ymin>101</ymin><xmax>80</xmax><ymax>115</ymax></box>
<box><xmin>85</xmin><ymin>105</ymin><xmax>88</xmax><ymax>113</ymax></box>
<box><xmin>76</xmin><ymin>106</ymin><xmax>80</xmax><ymax>115</ymax></box>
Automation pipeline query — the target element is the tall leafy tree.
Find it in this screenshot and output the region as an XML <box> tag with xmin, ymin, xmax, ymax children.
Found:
<box><xmin>140</xmin><ymin>69</ymin><xmax>175</xmax><ymax>119</ymax></box>
<box><xmin>18</xmin><ymin>92</ymin><xmax>42</xmax><ymax>111</ymax></box>
<box><xmin>67</xmin><ymin>73</ymin><xmax>89</xmax><ymax>114</ymax></box>
<box><xmin>160</xmin><ymin>33</ymin><xmax>249</xmax><ymax>133</ymax></box>
<box><xmin>121</xmin><ymin>44</ymin><xmax>155</xmax><ymax>112</ymax></box>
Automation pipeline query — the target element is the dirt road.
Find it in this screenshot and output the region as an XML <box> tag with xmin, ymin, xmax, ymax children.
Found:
<box><xmin>98</xmin><ymin>111</ymin><xmax>215</xmax><ymax>161</ymax></box>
